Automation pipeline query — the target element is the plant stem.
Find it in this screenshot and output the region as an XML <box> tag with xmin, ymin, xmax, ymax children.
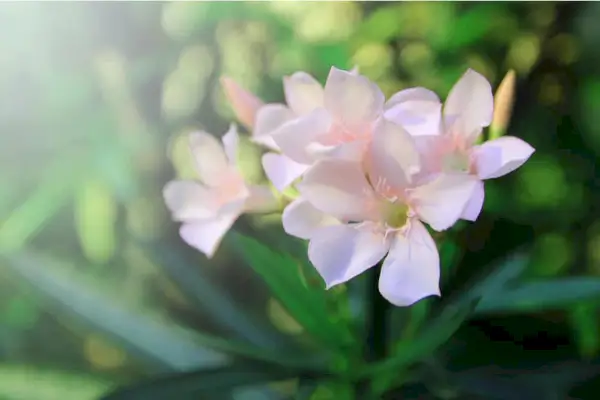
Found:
<box><xmin>366</xmin><ymin>261</ymin><xmax>388</xmax><ymax>363</ymax></box>
<box><xmin>355</xmin><ymin>261</ymin><xmax>388</xmax><ymax>399</ymax></box>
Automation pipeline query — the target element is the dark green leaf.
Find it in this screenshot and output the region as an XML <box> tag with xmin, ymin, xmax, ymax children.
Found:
<box><xmin>101</xmin><ymin>362</ymin><xmax>318</xmax><ymax>400</ymax></box>
<box><xmin>229</xmin><ymin>232</ymin><xmax>355</xmax><ymax>351</ymax></box>
<box><xmin>476</xmin><ymin>277</ymin><xmax>600</xmax><ymax>314</ymax></box>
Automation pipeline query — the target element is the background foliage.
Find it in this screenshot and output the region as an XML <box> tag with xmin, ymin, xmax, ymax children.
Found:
<box><xmin>1</xmin><ymin>2</ymin><xmax>600</xmax><ymax>399</ymax></box>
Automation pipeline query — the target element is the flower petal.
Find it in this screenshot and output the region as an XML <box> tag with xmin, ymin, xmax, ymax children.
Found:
<box><xmin>298</xmin><ymin>159</ymin><xmax>378</xmax><ymax>222</ymax></box>
<box><xmin>444</xmin><ymin>69</ymin><xmax>493</xmax><ymax>144</ymax></box>
<box><xmin>283</xmin><ymin>72</ymin><xmax>324</xmax><ymax>116</ymax></box>
<box><xmin>410</xmin><ymin>172</ymin><xmax>478</xmax><ymax>231</ymax></box>
<box><xmin>262</xmin><ymin>152</ymin><xmax>309</xmax><ymax>192</ymax></box>
<box><xmin>179</xmin><ymin>209</ymin><xmax>241</xmax><ymax>258</ymax></box>
<box><xmin>367</xmin><ymin>118</ymin><xmax>421</xmax><ymax>190</ymax></box>
<box><xmin>163</xmin><ymin>180</ymin><xmax>219</xmax><ymax>220</ymax></box>
<box><xmin>221</xmin><ymin>123</ymin><xmax>239</xmax><ymax>164</ymax></box>
<box><xmin>282</xmin><ymin>198</ymin><xmax>339</xmax><ymax>240</ymax></box>
<box><xmin>384</xmin><ymin>87</ymin><xmax>442</xmax><ymax>137</ymax></box>
<box><xmin>460</xmin><ymin>180</ymin><xmax>485</xmax><ymax>221</ymax></box>
<box><xmin>474</xmin><ymin>136</ymin><xmax>535</xmax><ymax>180</ymax></box>
<box><xmin>253</xmin><ymin>104</ymin><xmax>295</xmax><ymax>151</ymax></box>
<box><xmin>189</xmin><ymin>131</ymin><xmax>230</xmax><ymax>186</ymax></box>
<box><xmin>324</xmin><ymin>67</ymin><xmax>385</xmax><ymax>130</ymax></box>
<box><xmin>244</xmin><ymin>185</ymin><xmax>279</xmax><ymax>213</ymax></box>
<box><xmin>272</xmin><ymin>108</ymin><xmax>332</xmax><ymax>164</ymax></box>
<box><xmin>220</xmin><ymin>77</ymin><xmax>264</xmax><ymax>129</ymax></box>
<box><xmin>308</xmin><ymin>224</ymin><xmax>390</xmax><ymax>289</ymax></box>
<box><xmin>307</xmin><ymin>140</ymin><xmax>366</xmax><ymax>163</ymax></box>
<box><xmin>378</xmin><ymin>219</ymin><xmax>440</xmax><ymax>306</ymax></box>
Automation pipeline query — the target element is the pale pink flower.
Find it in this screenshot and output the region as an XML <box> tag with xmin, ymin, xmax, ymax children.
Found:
<box><xmin>221</xmin><ymin>74</ymin><xmax>321</xmax><ymax>191</ymax></box>
<box><xmin>163</xmin><ymin>124</ymin><xmax>277</xmax><ymax>258</ymax></box>
<box><xmin>385</xmin><ymin>69</ymin><xmax>535</xmax><ymax>221</ymax></box>
<box><xmin>283</xmin><ymin>119</ymin><xmax>478</xmax><ymax>306</ymax></box>
<box><xmin>270</xmin><ymin>67</ymin><xmax>385</xmax><ymax>177</ymax></box>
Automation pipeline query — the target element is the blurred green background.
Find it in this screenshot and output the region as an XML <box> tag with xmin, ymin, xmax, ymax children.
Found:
<box><xmin>2</xmin><ymin>1</ymin><xmax>600</xmax><ymax>399</ymax></box>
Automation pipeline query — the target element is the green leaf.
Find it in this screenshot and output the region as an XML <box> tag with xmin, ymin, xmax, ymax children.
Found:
<box><xmin>142</xmin><ymin>240</ymin><xmax>288</xmax><ymax>350</ymax></box>
<box><xmin>2</xmin><ymin>250</ymin><xmax>227</xmax><ymax>371</ymax></box>
<box><xmin>0</xmin><ymin>365</ymin><xmax>112</xmax><ymax>400</ymax></box>
<box><xmin>100</xmin><ymin>362</ymin><xmax>318</xmax><ymax>400</ymax></box>
<box><xmin>228</xmin><ymin>232</ymin><xmax>355</xmax><ymax>351</ymax></box>
<box><xmin>569</xmin><ymin>302</ymin><xmax>600</xmax><ymax>359</ymax></box>
<box><xmin>475</xmin><ymin>277</ymin><xmax>600</xmax><ymax>314</ymax></box>
<box><xmin>365</xmin><ymin>299</ymin><xmax>479</xmax><ymax>385</ymax></box>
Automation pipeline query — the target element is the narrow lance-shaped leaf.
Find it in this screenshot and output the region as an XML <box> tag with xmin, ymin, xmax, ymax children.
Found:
<box><xmin>228</xmin><ymin>232</ymin><xmax>355</xmax><ymax>351</ymax></box>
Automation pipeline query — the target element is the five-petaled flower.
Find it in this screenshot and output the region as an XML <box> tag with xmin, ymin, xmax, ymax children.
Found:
<box><xmin>163</xmin><ymin>124</ymin><xmax>277</xmax><ymax>258</ymax></box>
<box><xmin>283</xmin><ymin>119</ymin><xmax>478</xmax><ymax>306</ymax></box>
<box><xmin>385</xmin><ymin>69</ymin><xmax>535</xmax><ymax>221</ymax></box>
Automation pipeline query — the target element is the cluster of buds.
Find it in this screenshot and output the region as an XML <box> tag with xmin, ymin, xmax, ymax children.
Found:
<box><xmin>164</xmin><ymin>67</ymin><xmax>534</xmax><ymax>306</ymax></box>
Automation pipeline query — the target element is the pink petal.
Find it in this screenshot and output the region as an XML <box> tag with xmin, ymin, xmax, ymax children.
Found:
<box><xmin>221</xmin><ymin>123</ymin><xmax>239</xmax><ymax>164</ymax></box>
<box><xmin>220</xmin><ymin>77</ymin><xmax>264</xmax><ymax>129</ymax></box>
<box><xmin>298</xmin><ymin>159</ymin><xmax>378</xmax><ymax>222</ymax></box>
<box><xmin>384</xmin><ymin>87</ymin><xmax>442</xmax><ymax>137</ymax></box>
<box><xmin>307</xmin><ymin>140</ymin><xmax>366</xmax><ymax>163</ymax></box>
<box><xmin>244</xmin><ymin>185</ymin><xmax>278</xmax><ymax>213</ymax></box>
<box><xmin>253</xmin><ymin>104</ymin><xmax>295</xmax><ymax>151</ymax></box>
<box><xmin>367</xmin><ymin>118</ymin><xmax>421</xmax><ymax>191</ymax></box>
<box><xmin>272</xmin><ymin>108</ymin><xmax>332</xmax><ymax>164</ymax></box>
<box><xmin>474</xmin><ymin>136</ymin><xmax>535</xmax><ymax>180</ymax></box>
<box><xmin>262</xmin><ymin>152</ymin><xmax>309</xmax><ymax>192</ymax></box>
<box><xmin>282</xmin><ymin>198</ymin><xmax>339</xmax><ymax>240</ymax></box>
<box><xmin>188</xmin><ymin>131</ymin><xmax>230</xmax><ymax>187</ymax></box>
<box><xmin>308</xmin><ymin>223</ymin><xmax>390</xmax><ymax>289</ymax></box>
<box><xmin>283</xmin><ymin>72</ymin><xmax>324</xmax><ymax>116</ymax></box>
<box><xmin>378</xmin><ymin>219</ymin><xmax>440</xmax><ymax>306</ymax></box>
<box><xmin>444</xmin><ymin>69</ymin><xmax>493</xmax><ymax>144</ymax></box>
<box><xmin>323</xmin><ymin>67</ymin><xmax>385</xmax><ymax>130</ymax></box>
<box><xmin>179</xmin><ymin>207</ymin><xmax>242</xmax><ymax>258</ymax></box>
<box><xmin>163</xmin><ymin>180</ymin><xmax>219</xmax><ymax>221</ymax></box>
<box><xmin>460</xmin><ymin>180</ymin><xmax>485</xmax><ymax>221</ymax></box>
<box><xmin>410</xmin><ymin>173</ymin><xmax>478</xmax><ymax>231</ymax></box>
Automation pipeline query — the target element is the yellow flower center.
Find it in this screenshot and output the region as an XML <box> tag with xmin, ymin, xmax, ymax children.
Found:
<box><xmin>382</xmin><ymin>202</ymin><xmax>409</xmax><ymax>229</ymax></box>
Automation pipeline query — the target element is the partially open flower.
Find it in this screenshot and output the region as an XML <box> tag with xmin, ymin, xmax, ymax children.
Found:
<box><xmin>283</xmin><ymin>119</ymin><xmax>478</xmax><ymax>306</ymax></box>
<box><xmin>163</xmin><ymin>124</ymin><xmax>277</xmax><ymax>258</ymax></box>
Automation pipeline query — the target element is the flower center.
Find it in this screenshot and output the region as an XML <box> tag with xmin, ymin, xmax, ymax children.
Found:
<box><xmin>382</xmin><ymin>202</ymin><xmax>410</xmax><ymax>229</ymax></box>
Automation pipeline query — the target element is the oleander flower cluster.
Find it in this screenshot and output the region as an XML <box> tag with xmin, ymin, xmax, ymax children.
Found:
<box><xmin>163</xmin><ymin>67</ymin><xmax>535</xmax><ymax>306</ymax></box>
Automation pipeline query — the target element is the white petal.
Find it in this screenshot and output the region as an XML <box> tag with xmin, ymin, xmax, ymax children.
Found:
<box><xmin>324</xmin><ymin>67</ymin><xmax>385</xmax><ymax>130</ymax></box>
<box><xmin>308</xmin><ymin>224</ymin><xmax>390</xmax><ymax>289</ymax></box>
<box><xmin>179</xmin><ymin>208</ymin><xmax>242</xmax><ymax>258</ymax></box>
<box><xmin>244</xmin><ymin>185</ymin><xmax>278</xmax><ymax>213</ymax></box>
<box><xmin>283</xmin><ymin>72</ymin><xmax>324</xmax><ymax>116</ymax></box>
<box><xmin>378</xmin><ymin>219</ymin><xmax>440</xmax><ymax>306</ymax></box>
<box><xmin>272</xmin><ymin>108</ymin><xmax>332</xmax><ymax>164</ymax></box>
<box><xmin>282</xmin><ymin>198</ymin><xmax>339</xmax><ymax>240</ymax></box>
<box><xmin>189</xmin><ymin>131</ymin><xmax>230</xmax><ymax>187</ymax></box>
<box><xmin>474</xmin><ymin>136</ymin><xmax>535</xmax><ymax>180</ymax></box>
<box><xmin>460</xmin><ymin>180</ymin><xmax>485</xmax><ymax>221</ymax></box>
<box><xmin>410</xmin><ymin>173</ymin><xmax>478</xmax><ymax>231</ymax></box>
<box><xmin>221</xmin><ymin>123</ymin><xmax>239</xmax><ymax>164</ymax></box>
<box><xmin>367</xmin><ymin>118</ymin><xmax>421</xmax><ymax>191</ymax></box>
<box><xmin>220</xmin><ymin>77</ymin><xmax>264</xmax><ymax>129</ymax></box>
<box><xmin>298</xmin><ymin>159</ymin><xmax>378</xmax><ymax>222</ymax></box>
<box><xmin>444</xmin><ymin>69</ymin><xmax>493</xmax><ymax>143</ymax></box>
<box><xmin>163</xmin><ymin>180</ymin><xmax>219</xmax><ymax>221</ymax></box>
<box><xmin>262</xmin><ymin>152</ymin><xmax>309</xmax><ymax>192</ymax></box>
<box><xmin>384</xmin><ymin>87</ymin><xmax>443</xmax><ymax>137</ymax></box>
<box><xmin>253</xmin><ymin>104</ymin><xmax>295</xmax><ymax>151</ymax></box>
